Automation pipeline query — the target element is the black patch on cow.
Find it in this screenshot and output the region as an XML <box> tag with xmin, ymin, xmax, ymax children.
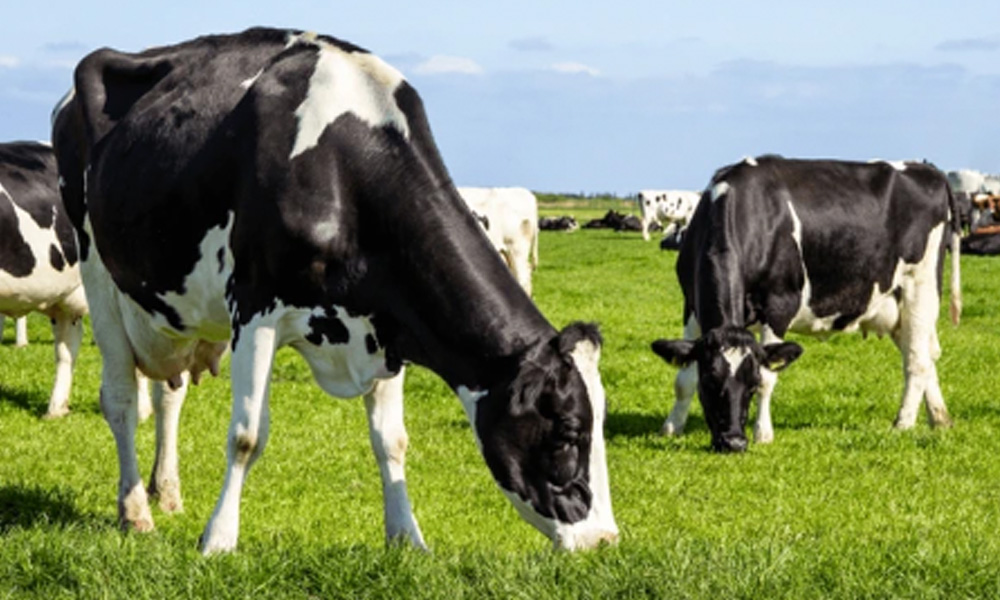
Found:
<box><xmin>0</xmin><ymin>192</ymin><xmax>35</xmax><ymax>277</ymax></box>
<box><xmin>216</xmin><ymin>247</ymin><xmax>225</xmax><ymax>273</ymax></box>
<box><xmin>365</xmin><ymin>333</ymin><xmax>378</xmax><ymax>354</ymax></box>
<box><xmin>305</xmin><ymin>313</ymin><xmax>350</xmax><ymax>346</ymax></box>
<box><xmin>49</xmin><ymin>244</ymin><xmax>65</xmax><ymax>271</ymax></box>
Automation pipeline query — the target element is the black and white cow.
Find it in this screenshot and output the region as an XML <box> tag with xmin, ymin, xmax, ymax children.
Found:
<box><xmin>651</xmin><ymin>156</ymin><xmax>962</xmax><ymax>452</ymax></box>
<box><xmin>53</xmin><ymin>28</ymin><xmax>617</xmax><ymax>553</ymax></box>
<box><xmin>637</xmin><ymin>189</ymin><xmax>700</xmax><ymax>242</ymax></box>
<box><xmin>0</xmin><ymin>141</ymin><xmax>87</xmax><ymax>418</ymax></box>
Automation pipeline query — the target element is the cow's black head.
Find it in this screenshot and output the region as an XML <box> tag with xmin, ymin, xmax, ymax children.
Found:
<box><xmin>465</xmin><ymin>322</ymin><xmax>618</xmax><ymax>549</ymax></box>
<box><xmin>651</xmin><ymin>326</ymin><xmax>802</xmax><ymax>452</ymax></box>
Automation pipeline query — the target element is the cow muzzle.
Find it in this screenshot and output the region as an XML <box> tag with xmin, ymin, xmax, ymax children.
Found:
<box><xmin>555</xmin><ymin>525</ymin><xmax>620</xmax><ymax>551</ymax></box>
<box><xmin>712</xmin><ymin>433</ymin><xmax>748</xmax><ymax>453</ymax></box>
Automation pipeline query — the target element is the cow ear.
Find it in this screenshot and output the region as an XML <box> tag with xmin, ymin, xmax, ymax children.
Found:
<box><xmin>762</xmin><ymin>341</ymin><xmax>803</xmax><ymax>372</ymax></box>
<box><xmin>651</xmin><ymin>339</ymin><xmax>699</xmax><ymax>367</ymax></box>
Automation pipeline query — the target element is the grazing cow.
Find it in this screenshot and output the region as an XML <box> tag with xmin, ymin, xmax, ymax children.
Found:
<box><xmin>636</xmin><ymin>189</ymin><xmax>701</xmax><ymax>242</ymax></box>
<box><xmin>538</xmin><ymin>216</ymin><xmax>578</xmax><ymax>232</ymax></box>
<box><xmin>0</xmin><ymin>315</ymin><xmax>28</xmax><ymax>347</ymax></box>
<box><xmin>53</xmin><ymin>28</ymin><xmax>617</xmax><ymax>553</ymax></box>
<box><xmin>458</xmin><ymin>187</ymin><xmax>539</xmax><ymax>296</ymax></box>
<box><xmin>651</xmin><ymin>156</ymin><xmax>961</xmax><ymax>452</ymax></box>
<box><xmin>0</xmin><ymin>141</ymin><xmax>87</xmax><ymax>418</ymax></box>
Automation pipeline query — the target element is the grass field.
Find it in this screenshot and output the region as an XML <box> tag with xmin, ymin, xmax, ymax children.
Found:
<box><xmin>3</xmin><ymin>197</ymin><xmax>1000</xmax><ymax>598</ymax></box>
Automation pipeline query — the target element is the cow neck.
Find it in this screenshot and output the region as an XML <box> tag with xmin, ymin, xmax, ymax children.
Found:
<box><xmin>373</xmin><ymin>183</ymin><xmax>554</xmax><ymax>391</ymax></box>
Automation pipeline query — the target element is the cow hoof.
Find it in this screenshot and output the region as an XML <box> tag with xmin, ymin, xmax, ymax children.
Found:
<box><xmin>930</xmin><ymin>413</ymin><xmax>954</xmax><ymax>429</ymax></box>
<box><xmin>659</xmin><ymin>420</ymin><xmax>683</xmax><ymax>437</ymax></box>
<box><xmin>753</xmin><ymin>427</ymin><xmax>774</xmax><ymax>444</ymax></box>
<box><xmin>199</xmin><ymin>534</ymin><xmax>237</xmax><ymax>556</ymax></box>
<box><xmin>123</xmin><ymin>518</ymin><xmax>155</xmax><ymax>533</ymax></box>
<box><xmin>151</xmin><ymin>487</ymin><xmax>184</xmax><ymax>514</ymax></box>
<box><xmin>42</xmin><ymin>407</ymin><xmax>70</xmax><ymax>420</ymax></box>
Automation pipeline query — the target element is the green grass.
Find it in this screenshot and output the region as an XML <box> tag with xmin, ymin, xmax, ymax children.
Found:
<box><xmin>3</xmin><ymin>198</ymin><xmax>1000</xmax><ymax>598</ymax></box>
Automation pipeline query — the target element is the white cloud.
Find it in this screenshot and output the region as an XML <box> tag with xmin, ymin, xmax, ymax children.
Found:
<box><xmin>0</xmin><ymin>55</ymin><xmax>20</xmax><ymax>69</ymax></box>
<box><xmin>550</xmin><ymin>62</ymin><xmax>600</xmax><ymax>77</ymax></box>
<box><xmin>414</xmin><ymin>55</ymin><xmax>483</xmax><ymax>75</ymax></box>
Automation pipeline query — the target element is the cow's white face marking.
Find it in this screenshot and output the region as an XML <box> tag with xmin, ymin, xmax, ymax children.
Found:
<box><xmin>721</xmin><ymin>346</ymin><xmax>752</xmax><ymax>375</ymax></box>
<box><xmin>289</xmin><ymin>40</ymin><xmax>410</xmax><ymax>159</ymax></box>
<box><xmin>711</xmin><ymin>181</ymin><xmax>730</xmax><ymax>202</ymax></box>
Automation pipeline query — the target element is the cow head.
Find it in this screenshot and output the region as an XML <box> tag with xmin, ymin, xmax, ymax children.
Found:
<box><xmin>651</xmin><ymin>326</ymin><xmax>802</xmax><ymax>452</ymax></box>
<box><xmin>461</xmin><ymin>322</ymin><xmax>618</xmax><ymax>550</ymax></box>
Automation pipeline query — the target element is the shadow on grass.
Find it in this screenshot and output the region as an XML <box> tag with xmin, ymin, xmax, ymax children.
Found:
<box><xmin>0</xmin><ymin>484</ymin><xmax>109</xmax><ymax>533</ymax></box>
<box><xmin>0</xmin><ymin>383</ymin><xmax>49</xmax><ymax>418</ymax></box>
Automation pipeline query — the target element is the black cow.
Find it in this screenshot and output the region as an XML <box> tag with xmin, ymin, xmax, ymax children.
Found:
<box><xmin>52</xmin><ymin>28</ymin><xmax>618</xmax><ymax>553</ymax></box>
<box><xmin>651</xmin><ymin>156</ymin><xmax>962</xmax><ymax>452</ymax></box>
<box><xmin>0</xmin><ymin>141</ymin><xmax>87</xmax><ymax>417</ymax></box>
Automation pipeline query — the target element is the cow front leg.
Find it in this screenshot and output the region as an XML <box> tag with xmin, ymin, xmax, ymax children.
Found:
<box><xmin>753</xmin><ymin>366</ymin><xmax>779</xmax><ymax>444</ymax></box>
<box><xmin>200</xmin><ymin>320</ymin><xmax>276</xmax><ymax>555</ymax></box>
<box><xmin>364</xmin><ymin>369</ymin><xmax>427</xmax><ymax>550</ymax></box>
<box><xmin>148</xmin><ymin>375</ymin><xmax>188</xmax><ymax>513</ymax></box>
<box><xmin>44</xmin><ymin>313</ymin><xmax>83</xmax><ymax>419</ymax></box>
<box><xmin>14</xmin><ymin>316</ymin><xmax>28</xmax><ymax>347</ymax></box>
<box><xmin>661</xmin><ymin>362</ymin><xmax>696</xmax><ymax>436</ymax></box>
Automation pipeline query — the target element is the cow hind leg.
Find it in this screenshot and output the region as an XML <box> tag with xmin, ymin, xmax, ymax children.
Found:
<box><xmin>101</xmin><ymin>365</ymin><xmax>154</xmax><ymax>531</ymax></box>
<box><xmin>200</xmin><ymin>319</ymin><xmax>277</xmax><ymax>555</ymax></box>
<box><xmin>893</xmin><ymin>245</ymin><xmax>951</xmax><ymax>430</ymax></box>
<box><xmin>147</xmin><ymin>375</ymin><xmax>188</xmax><ymax>513</ymax></box>
<box><xmin>365</xmin><ymin>369</ymin><xmax>427</xmax><ymax>550</ymax></box>
<box><xmin>44</xmin><ymin>312</ymin><xmax>83</xmax><ymax>419</ymax></box>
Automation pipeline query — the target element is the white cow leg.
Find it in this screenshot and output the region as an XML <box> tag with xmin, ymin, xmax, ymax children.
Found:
<box><xmin>641</xmin><ymin>219</ymin><xmax>651</xmax><ymax>242</ymax></box>
<box><xmin>136</xmin><ymin>370</ymin><xmax>153</xmax><ymax>422</ymax></box>
<box><xmin>661</xmin><ymin>363</ymin><xmax>697</xmax><ymax>436</ymax></box>
<box><xmin>101</xmin><ymin>366</ymin><xmax>153</xmax><ymax>531</ymax></box>
<box><xmin>200</xmin><ymin>320</ymin><xmax>276</xmax><ymax>555</ymax></box>
<box><xmin>44</xmin><ymin>313</ymin><xmax>83</xmax><ymax>419</ymax></box>
<box><xmin>15</xmin><ymin>316</ymin><xmax>28</xmax><ymax>347</ymax></box>
<box><xmin>364</xmin><ymin>368</ymin><xmax>427</xmax><ymax>550</ymax></box>
<box><xmin>148</xmin><ymin>376</ymin><xmax>188</xmax><ymax>513</ymax></box>
<box><xmin>754</xmin><ymin>366</ymin><xmax>780</xmax><ymax>444</ymax></box>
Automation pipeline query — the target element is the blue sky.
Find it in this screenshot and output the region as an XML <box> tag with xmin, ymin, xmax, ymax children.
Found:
<box><xmin>2</xmin><ymin>1</ymin><xmax>999</xmax><ymax>193</ymax></box>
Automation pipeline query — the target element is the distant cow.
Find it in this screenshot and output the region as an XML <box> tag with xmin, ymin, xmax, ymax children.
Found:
<box><xmin>583</xmin><ymin>210</ymin><xmax>644</xmax><ymax>232</ymax></box>
<box><xmin>458</xmin><ymin>187</ymin><xmax>539</xmax><ymax>296</ymax></box>
<box><xmin>0</xmin><ymin>315</ymin><xmax>28</xmax><ymax>347</ymax></box>
<box><xmin>538</xmin><ymin>215</ymin><xmax>578</xmax><ymax>232</ymax></box>
<box><xmin>0</xmin><ymin>141</ymin><xmax>87</xmax><ymax>418</ymax></box>
<box><xmin>54</xmin><ymin>28</ymin><xmax>617</xmax><ymax>553</ymax></box>
<box><xmin>652</xmin><ymin>156</ymin><xmax>961</xmax><ymax>452</ymax></box>
<box><xmin>636</xmin><ymin>189</ymin><xmax>700</xmax><ymax>242</ymax></box>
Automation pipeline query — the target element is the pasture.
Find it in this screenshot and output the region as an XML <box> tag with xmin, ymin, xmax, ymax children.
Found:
<box><xmin>2</xmin><ymin>196</ymin><xmax>1000</xmax><ymax>598</ymax></box>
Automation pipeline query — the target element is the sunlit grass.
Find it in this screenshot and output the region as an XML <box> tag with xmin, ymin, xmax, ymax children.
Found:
<box><xmin>1</xmin><ymin>198</ymin><xmax>999</xmax><ymax>598</ymax></box>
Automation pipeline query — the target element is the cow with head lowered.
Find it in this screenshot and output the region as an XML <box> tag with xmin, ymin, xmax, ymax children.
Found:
<box><xmin>651</xmin><ymin>156</ymin><xmax>961</xmax><ymax>452</ymax></box>
<box><xmin>0</xmin><ymin>141</ymin><xmax>87</xmax><ymax>418</ymax></box>
<box><xmin>53</xmin><ymin>28</ymin><xmax>617</xmax><ymax>553</ymax></box>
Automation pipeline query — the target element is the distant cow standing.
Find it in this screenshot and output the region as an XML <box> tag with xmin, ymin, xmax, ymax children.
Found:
<box><xmin>652</xmin><ymin>157</ymin><xmax>961</xmax><ymax>452</ymax></box>
<box><xmin>637</xmin><ymin>189</ymin><xmax>700</xmax><ymax>242</ymax></box>
<box><xmin>458</xmin><ymin>187</ymin><xmax>539</xmax><ymax>296</ymax></box>
<box><xmin>0</xmin><ymin>141</ymin><xmax>87</xmax><ymax>418</ymax></box>
<box><xmin>54</xmin><ymin>28</ymin><xmax>617</xmax><ymax>553</ymax></box>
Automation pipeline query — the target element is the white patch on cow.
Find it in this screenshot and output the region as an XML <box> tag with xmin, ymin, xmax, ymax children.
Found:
<box><xmin>0</xmin><ymin>183</ymin><xmax>83</xmax><ymax>316</ymax></box>
<box><xmin>457</xmin><ymin>187</ymin><xmax>538</xmax><ymax>295</ymax></box>
<box><xmin>870</xmin><ymin>159</ymin><xmax>907</xmax><ymax>171</ymax></box>
<box><xmin>743</xmin><ymin>156</ymin><xmax>758</xmax><ymax>167</ymax></box>
<box><xmin>289</xmin><ymin>40</ymin><xmax>410</xmax><ymax>159</ymax></box>
<box><xmin>50</xmin><ymin>87</ymin><xmax>75</xmax><ymax>127</ymax></box>
<box><xmin>721</xmin><ymin>346</ymin><xmax>751</xmax><ymax>375</ymax></box>
<box><xmin>711</xmin><ymin>181</ymin><xmax>730</xmax><ymax>203</ymax></box>
<box><xmin>151</xmin><ymin>213</ymin><xmax>234</xmax><ymax>340</ymax></box>
<box><xmin>284</xmin><ymin>304</ymin><xmax>395</xmax><ymax>398</ymax></box>
<box><xmin>239</xmin><ymin>69</ymin><xmax>263</xmax><ymax>90</ymax></box>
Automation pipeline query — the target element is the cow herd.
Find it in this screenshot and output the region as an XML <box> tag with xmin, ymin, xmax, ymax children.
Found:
<box><xmin>0</xmin><ymin>27</ymin><xmax>977</xmax><ymax>554</ymax></box>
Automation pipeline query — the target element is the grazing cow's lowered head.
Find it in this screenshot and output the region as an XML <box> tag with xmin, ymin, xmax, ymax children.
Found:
<box><xmin>463</xmin><ymin>322</ymin><xmax>615</xmax><ymax>549</ymax></box>
<box><xmin>652</xmin><ymin>327</ymin><xmax>802</xmax><ymax>452</ymax></box>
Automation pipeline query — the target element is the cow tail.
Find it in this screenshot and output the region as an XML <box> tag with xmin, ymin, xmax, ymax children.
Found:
<box><xmin>947</xmin><ymin>184</ymin><xmax>962</xmax><ymax>326</ymax></box>
<box><xmin>531</xmin><ymin>223</ymin><xmax>539</xmax><ymax>270</ymax></box>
